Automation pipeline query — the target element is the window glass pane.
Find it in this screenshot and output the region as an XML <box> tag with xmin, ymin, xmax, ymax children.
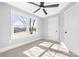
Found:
<box><xmin>12</xmin><ymin>15</ymin><xmax>27</xmax><ymax>33</ymax></box>
<box><xmin>11</xmin><ymin>9</ymin><xmax>38</xmax><ymax>39</ymax></box>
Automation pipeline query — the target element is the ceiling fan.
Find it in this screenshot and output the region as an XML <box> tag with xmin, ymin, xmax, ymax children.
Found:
<box><xmin>28</xmin><ymin>2</ymin><xmax>59</xmax><ymax>15</ymax></box>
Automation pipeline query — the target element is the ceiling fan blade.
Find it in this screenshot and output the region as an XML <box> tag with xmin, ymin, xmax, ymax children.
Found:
<box><xmin>44</xmin><ymin>4</ymin><xmax>59</xmax><ymax>8</ymax></box>
<box><xmin>43</xmin><ymin>8</ymin><xmax>47</xmax><ymax>15</ymax></box>
<box><xmin>34</xmin><ymin>8</ymin><xmax>41</xmax><ymax>13</ymax></box>
<box><xmin>28</xmin><ymin>2</ymin><xmax>40</xmax><ymax>7</ymax></box>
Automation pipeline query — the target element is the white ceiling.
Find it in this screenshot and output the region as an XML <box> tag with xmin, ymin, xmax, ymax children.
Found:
<box><xmin>6</xmin><ymin>2</ymin><xmax>70</xmax><ymax>18</ymax></box>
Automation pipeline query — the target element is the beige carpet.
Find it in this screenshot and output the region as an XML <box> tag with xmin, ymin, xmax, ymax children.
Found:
<box><xmin>0</xmin><ymin>39</ymin><xmax>78</xmax><ymax>57</ymax></box>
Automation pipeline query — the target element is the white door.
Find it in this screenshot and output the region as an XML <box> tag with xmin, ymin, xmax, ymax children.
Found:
<box><xmin>48</xmin><ymin>16</ymin><xmax>59</xmax><ymax>41</ymax></box>
<box><xmin>64</xmin><ymin>3</ymin><xmax>79</xmax><ymax>51</ymax></box>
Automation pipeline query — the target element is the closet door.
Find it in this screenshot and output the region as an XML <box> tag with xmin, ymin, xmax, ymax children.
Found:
<box><xmin>64</xmin><ymin>3</ymin><xmax>79</xmax><ymax>52</ymax></box>
<box><xmin>48</xmin><ymin>16</ymin><xmax>59</xmax><ymax>41</ymax></box>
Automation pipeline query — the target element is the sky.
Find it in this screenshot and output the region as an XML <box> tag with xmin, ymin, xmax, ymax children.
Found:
<box><xmin>11</xmin><ymin>15</ymin><xmax>37</xmax><ymax>27</ymax></box>
<box><xmin>12</xmin><ymin>15</ymin><xmax>28</xmax><ymax>26</ymax></box>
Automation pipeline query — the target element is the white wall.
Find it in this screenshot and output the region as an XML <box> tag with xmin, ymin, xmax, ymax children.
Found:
<box><xmin>59</xmin><ymin>13</ymin><xmax>64</xmax><ymax>42</ymax></box>
<box><xmin>0</xmin><ymin>3</ymin><xmax>43</xmax><ymax>53</ymax></box>
<box><xmin>42</xmin><ymin>15</ymin><xmax>60</xmax><ymax>42</ymax></box>
<box><xmin>42</xmin><ymin>2</ymin><xmax>79</xmax><ymax>56</ymax></box>
<box><xmin>42</xmin><ymin>18</ymin><xmax>48</xmax><ymax>39</ymax></box>
<box><xmin>58</xmin><ymin>2</ymin><xmax>76</xmax><ymax>43</ymax></box>
<box><xmin>63</xmin><ymin>3</ymin><xmax>79</xmax><ymax>56</ymax></box>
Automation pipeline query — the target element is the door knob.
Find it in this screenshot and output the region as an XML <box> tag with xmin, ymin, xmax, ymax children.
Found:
<box><xmin>65</xmin><ymin>32</ymin><xmax>67</xmax><ymax>34</ymax></box>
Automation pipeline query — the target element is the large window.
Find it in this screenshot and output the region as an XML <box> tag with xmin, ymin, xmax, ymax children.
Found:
<box><xmin>11</xmin><ymin>10</ymin><xmax>38</xmax><ymax>39</ymax></box>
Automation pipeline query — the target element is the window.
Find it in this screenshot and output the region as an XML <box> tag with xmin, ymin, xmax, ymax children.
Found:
<box><xmin>11</xmin><ymin>10</ymin><xmax>38</xmax><ymax>39</ymax></box>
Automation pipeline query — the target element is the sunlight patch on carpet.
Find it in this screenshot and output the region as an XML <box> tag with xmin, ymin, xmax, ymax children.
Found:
<box><xmin>23</xmin><ymin>46</ymin><xmax>45</xmax><ymax>57</ymax></box>
<box><xmin>51</xmin><ymin>44</ymin><xmax>59</xmax><ymax>50</ymax></box>
<box><xmin>42</xmin><ymin>50</ymin><xmax>55</xmax><ymax>57</ymax></box>
<box><xmin>38</xmin><ymin>42</ymin><xmax>52</xmax><ymax>47</ymax></box>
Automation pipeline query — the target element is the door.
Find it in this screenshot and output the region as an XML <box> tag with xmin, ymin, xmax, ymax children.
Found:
<box><xmin>48</xmin><ymin>16</ymin><xmax>59</xmax><ymax>41</ymax></box>
<box><xmin>64</xmin><ymin>3</ymin><xmax>79</xmax><ymax>51</ymax></box>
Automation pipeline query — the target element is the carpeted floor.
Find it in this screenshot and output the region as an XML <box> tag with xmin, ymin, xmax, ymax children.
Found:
<box><xmin>0</xmin><ymin>39</ymin><xmax>78</xmax><ymax>57</ymax></box>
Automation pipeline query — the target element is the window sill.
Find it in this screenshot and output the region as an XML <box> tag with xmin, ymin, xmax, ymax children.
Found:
<box><xmin>11</xmin><ymin>32</ymin><xmax>38</xmax><ymax>40</ymax></box>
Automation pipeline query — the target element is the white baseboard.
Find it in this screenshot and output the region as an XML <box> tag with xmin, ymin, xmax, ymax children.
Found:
<box><xmin>0</xmin><ymin>38</ymin><xmax>41</xmax><ymax>53</ymax></box>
